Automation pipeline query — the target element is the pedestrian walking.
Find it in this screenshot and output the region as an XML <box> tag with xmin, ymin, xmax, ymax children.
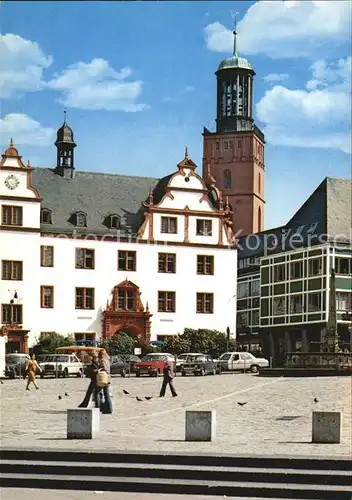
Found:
<box><xmin>78</xmin><ymin>354</ymin><xmax>99</xmax><ymax>408</ymax></box>
<box><xmin>159</xmin><ymin>361</ymin><xmax>177</xmax><ymax>397</ymax></box>
<box><xmin>94</xmin><ymin>350</ymin><xmax>113</xmax><ymax>413</ymax></box>
<box><xmin>25</xmin><ymin>354</ymin><xmax>41</xmax><ymax>391</ymax></box>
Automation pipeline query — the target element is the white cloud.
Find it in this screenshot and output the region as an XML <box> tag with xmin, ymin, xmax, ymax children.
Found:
<box><xmin>263</xmin><ymin>73</ymin><xmax>289</xmax><ymax>83</ymax></box>
<box><xmin>47</xmin><ymin>58</ymin><xmax>147</xmax><ymax>112</ymax></box>
<box><xmin>256</xmin><ymin>57</ymin><xmax>351</xmax><ymax>154</ymax></box>
<box><xmin>0</xmin><ymin>33</ymin><xmax>52</xmax><ymax>98</ymax></box>
<box><xmin>204</xmin><ymin>1</ymin><xmax>350</xmax><ymax>59</ymax></box>
<box><xmin>0</xmin><ymin>114</ymin><xmax>55</xmax><ymax>147</ymax></box>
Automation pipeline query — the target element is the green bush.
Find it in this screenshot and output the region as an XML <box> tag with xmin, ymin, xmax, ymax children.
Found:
<box><xmin>165</xmin><ymin>328</ymin><xmax>236</xmax><ymax>358</ymax></box>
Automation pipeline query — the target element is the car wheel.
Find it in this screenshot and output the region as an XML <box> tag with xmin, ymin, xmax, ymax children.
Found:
<box><xmin>250</xmin><ymin>364</ymin><xmax>259</xmax><ymax>374</ymax></box>
<box><xmin>136</xmin><ymin>371</ymin><xmax>140</xmax><ymax>377</ymax></box>
<box><xmin>121</xmin><ymin>369</ymin><xmax>126</xmax><ymax>378</ymax></box>
<box><xmin>76</xmin><ymin>369</ymin><xmax>83</xmax><ymax>378</ymax></box>
<box><xmin>200</xmin><ymin>368</ymin><xmax>205</xmax><ymax>376</ymax></box>
<box><xmin>62</xmin><ymin>369</ymin><xmax>69</xmax><ymax>378</ymax></box>
<box><xmin>40</xmin><ymin>373</ymin><xmax>44</xmax><ymax>379</ymax></box>
<box><xmin>211</xmin><ymin>368</ymin><xmax>216</xmax><ymax>375</ymax></box>
<box><xmin>181</xmin><ymin>371</ymin><xmax>186</xmax><ymax>377</ymax></box>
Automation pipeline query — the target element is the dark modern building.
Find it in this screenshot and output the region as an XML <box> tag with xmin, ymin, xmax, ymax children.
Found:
<box><xmin>236</xmin><ymin>177</ymin><xmax>352</xmax><ymax>364</ymax></box>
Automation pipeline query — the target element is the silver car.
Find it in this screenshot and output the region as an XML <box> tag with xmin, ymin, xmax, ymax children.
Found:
<box><xmin>217</xmin><ymin>352</ymin><xmax>269</xmax><ymax>373</ymax></box>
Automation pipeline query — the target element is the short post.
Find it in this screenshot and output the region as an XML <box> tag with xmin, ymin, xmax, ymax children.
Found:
<box><xmin>185</xmin><ymin>410</ymin><xmax>216</xmax><ymax>442</ymax></box>
<box><xmin>312</xmin><ymin>411</ymin><xmax>341</xmax><ymax>444</ymax></box>
<box><xmin>67</xmin><ymin>408</ymin><xmax>100</xmax><ymax>439</ymax></box>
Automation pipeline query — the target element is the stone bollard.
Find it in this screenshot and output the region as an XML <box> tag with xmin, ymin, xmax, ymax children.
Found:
<box><xmin>185</xmin><ymin>410</ymin><xmax>216</xmax><ymax>442</ymax></box>
<box><xmin>67</xmin><ymin>408</ymin><xmax>100</xmax><ymax>439</ymax></box>
<box><xmin>312</xmin><ymin>411</ymin><xmax>341</xmax><ymax>444</ymax></box>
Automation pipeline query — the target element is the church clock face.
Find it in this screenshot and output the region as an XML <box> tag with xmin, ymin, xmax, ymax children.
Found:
<box><xmin>5</xmin><ymin>174</ymin><xmax>19</xmax><ymax>190</ymax></box>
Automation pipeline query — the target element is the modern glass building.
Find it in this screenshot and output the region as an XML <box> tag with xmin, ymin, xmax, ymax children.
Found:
<box><xmin>236</xmin><ymin>177</ymin><xmax>352</xmax><ymax>364</ymax></box>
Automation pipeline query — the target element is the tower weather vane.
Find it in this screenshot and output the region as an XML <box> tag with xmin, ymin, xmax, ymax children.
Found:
<box><xmin>230</xmin><ymin>10</ymin><xmax>239</xmax><ymax>56</ymax></box>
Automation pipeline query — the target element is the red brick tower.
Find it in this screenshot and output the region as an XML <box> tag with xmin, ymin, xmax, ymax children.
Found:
<box><xmin>202</xmin><ymin>22</ymin><xmax>265</xmax><ymax>236</ymax></box>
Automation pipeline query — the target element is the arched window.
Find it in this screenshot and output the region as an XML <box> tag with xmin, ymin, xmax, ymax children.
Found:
<box><xmin>41</xmin><ymin>208</ymin><xmax>52</xmax><ymax>224</ymax></box>
<box><xmin>224</xmin><ymin>169</ymin><xmax>232</xmax><ymax>189</ymax></box>
<box><xmin>258</xmin><ymin>207</ymin><xmax>262</xmax><ymax>232</ymax></box>
<box><xmin>109</xmin><ymin>214</ymin><xmax>120</xmax><ymax>229</ymax></box>
<box><xmin>258</xmin><ymin>172</ymin><xmax>261</xmax><ymax>193</ymax></box>
<box><xmin>75</xmin><ymin>211</ymin><xmax>87</xmax><ymax>227</ymax></box>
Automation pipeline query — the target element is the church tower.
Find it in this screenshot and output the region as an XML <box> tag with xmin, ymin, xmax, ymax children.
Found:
<box><xmin>202</xmin><ymin>20</ymin><xmax>265</xmax><ymax>236</ymax></box>
<box><xmin>54</xmin><ymin>111</ymin><xmax>76</xmax><ymax>178</ymax></box>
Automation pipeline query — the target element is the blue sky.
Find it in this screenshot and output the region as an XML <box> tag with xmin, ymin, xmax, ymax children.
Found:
<box><xmin>1</xmin><ymin>1</ymin><xmax>351</xmax><ymax>229</ymax></box>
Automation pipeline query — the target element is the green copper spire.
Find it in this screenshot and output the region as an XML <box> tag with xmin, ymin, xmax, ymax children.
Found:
<box><xmin>232</xmin><ymin>11</ymin><xmax>239</xmax><ymax>56</ymax></box>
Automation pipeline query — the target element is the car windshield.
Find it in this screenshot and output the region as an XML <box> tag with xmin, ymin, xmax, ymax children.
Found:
<box><xmin>142</xmin><ymin>354</ymin><xmax>163</xmax><ymax>361</ymax></box>
<box><xmin>43</xmin><ymin>355</ymin><xmax>70</xmax><ymax>363</ymax></box>
<box><xmin>177</xmin><ymin>354</ymin><xmax>188</xmax><ymax>360</ymax></box>
<box><xmin>111</xmin><ymin>356</ymin><xmax>122</xmax><ymax>363</ymax></box>
<box><xmin>6</xmin><ymin>355</ymin><xmax>27</xmax><ymax>363</ymax></box>
<box><xmin>219</xmin><ymin>353</ymin><xmax>231</xmax><ymax>361</ymax></box>
<box><xmin>187</xmin><ymin>355</ymin><xmax>206</xmax><ymax>362</ymax></box>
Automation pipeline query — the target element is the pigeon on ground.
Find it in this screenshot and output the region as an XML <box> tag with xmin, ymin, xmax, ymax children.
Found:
<box><xmin>123</xmin><ymin>390</ymin><xmax>129</xmax><ymax>395</ymax></box>
<box><xmin>136</xmin><ymin>397</ymin><xmax>143</xmax><ymax>402</ymax></box>
<box><xmin>314</xmin><ymin>398</ymin><xmax>319</xmax><ymax>403</ymax></box>
<box><xmin>145</xmin><ymin>397</ymin><xmax>152</xmax><ymax>400</ymax></box>
<box><xmin>65</xmin><ymin>392</ymin><xmax>69</xmax><ymax>397</ymax></box>
<box><xmin>237</xmin><ymin>402</ymin><xmax>247</xmax><ymax>406</ymax></box>
<box><xmin>58</xmin><ymin>395</ymin><xmax>62</xmax><ymax>400</ymax></box>
<box><xmin>0</xmin><ymin>380</ymin><xmax>3</xmax><ymax>384</ymax></box>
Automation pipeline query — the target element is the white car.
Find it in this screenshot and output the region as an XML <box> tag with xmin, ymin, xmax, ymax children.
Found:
<box><xmin>217</xmin><ymin>352</ymin><xmax>269</xmax><ymax>373</ymax></box>
<box><xmin>39</xmin><ymin>354</ymin><xmax>84</xmax><ymax>378</ymax></box>
<box><xmin>176</xmin><ymin>353</ymin><xmax>203</xmax><ymax>373</ymax></box>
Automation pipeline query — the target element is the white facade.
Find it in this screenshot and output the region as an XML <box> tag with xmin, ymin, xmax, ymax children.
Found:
<box><xmin>0</xmin><ymin>143</ymin><xmax>237</xmax><ymax>350</ymax></box>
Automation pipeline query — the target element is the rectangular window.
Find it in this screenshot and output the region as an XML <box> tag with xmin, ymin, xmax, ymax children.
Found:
<box><xmin>75</xmin><ymin>248</ymin><xmax>95</xmax><ymax>269</ymax></box>
<box><xmin>118</xmin><ymin>251</ymin><xmax>136</xmax><ymax>271</ymax></box>
<box><xmin>1</xmin><ymin>260</ymin><xmax>23</xmax><ymax>280</ymax></box>
<box><xmin>2</xmin><ymin>304</ymin><xmax>22</xmax><ymax>324</ymax></box>
<box><xmin>228</xmin><ymin>140</ymin><xmax>233</xmax><ymax>150</ymax></box>
<box><xmin>215</xmin><ymin>142</ymin><xmax>220</xmax><ymax>151</ymax></box>
<box><xmin>158</xmin><ymin>291</ymin><xmax>176</xmax><ymax>313</ymax></box>
<box><xmin>273</xmin><ymin>297</ymin><xmax>285</xmax><ymax>315</ymax></box>
<box><xmin>161</xmin><ymin>217</ymin><xmax>177</xmax><ymax>234</ymax></box>
<box><xmin>74</xmin><ymin>332</ymin><xmax>96</xmax><ymax>342</ymax></box>
<box><xmin>41</xmin><ymin>286</ymin><xmax>54</xmax><ymax>308</ymax></box>
<box><xmin>251</xmin><ymin>279</ymin><xmax>260</xmax><ymax>296</ymax></box>
<box><xmin>158</xmin><ymin>253</ymin><xmax>176</xmax><ymax>273</ymax></box>
<box><xmin>290</xmin><ymin>295</ymin><xmax>303</xmax><ymax>313</ymax></box>
<box><xmin>117</xmin><ymin>289</ymin><xmax>135</xmax><ymax>311</ymax></box>
<box><xmin>237</xmin><ymin>282</ymin><xmax>249</xmax><ymax>298</ymax></box>
<box><xmin>224</xmin><ymin>141</ymin><xmax>228</xmax><ymax>150</ymax></box>
<box><xmin>196</xmin><ymin>219</ymin><xmax>212</xmax><ymax>236</ymax></box>
<box><xmin>336</xmin><ymin>258</ymin><xmax>351</xmax><ymax>275</ymax></box>
<box><xmin>273</xmin><ymin>264</ymin><xmax>285</xmax><ymax>282</ymax></box>
<box><xmin>336</xmin><ymin>292</ymin><xmax>352</xmax><ymax>311</ymax></box>
<box><xmin>1</xmin><ymin>205</ymin><xmax>23</xmax><ymax>226</ymax></box>
<box><xmin>290</xmin><ymin>261</ymin><xmax>303</xmax><ymax>279</ymax></box>
<box><xmin>251</xmin><ymin>310</ymin><xmax>260</xmax><ymax>325</ymax></box>
<box><xmin>75</xmin><ymin>288</ymin><xmax>95</xmax><ymax>309</ymax></box>
<box><xmin>196</xmin><ymin>293</ymin><xmax>214</xmax><ymax>314</ymax></box>
<box><xmin>237</xmin><ymin>311</ymin><xmax>248</xmax><ymax>327</ymax></box>
<box><xmin>308</xmin><ymin>258</ymin><xmax>322</xmax><ymax>277</ymax></box>
<box><xmin>40</xmin><ymin>246</ymin><xmax>54</xmax><ymax>267</ymax></box>
<box><xmin>308</xmin><ymin>293</ymin><xmax>321</xmax><ymax>312</ymax></box>
<box><xmin>197</xmin><ymin>255</ymin><xmax>214</xmax><ymax>275</ymax></box>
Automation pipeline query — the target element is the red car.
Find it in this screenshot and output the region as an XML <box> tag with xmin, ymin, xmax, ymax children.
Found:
<box><xmin>135</xmin><ymin>353</ymin><xmax>175</xmax><ymax>377</ymax></box>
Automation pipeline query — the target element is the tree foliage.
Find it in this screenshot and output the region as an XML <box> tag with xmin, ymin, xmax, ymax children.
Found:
<box><xmin>101</xmin><ymin>332</ymin><xmax>135</xmax><ymax>355</ymax></box>
<box><xmin>32</xmin><ymin>333</ymin><xmax>76</xmax><ymax>354</ymax></box>
<box><xmin>165</xmin><ymin>328</ymin><xmax>236</xmax><ymax>358</ymax></box>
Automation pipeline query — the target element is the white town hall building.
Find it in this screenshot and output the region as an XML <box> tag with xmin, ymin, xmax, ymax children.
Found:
<box><xmin>0</xmin><ymin>121</ymin><xmax>237</xmax><ymax>353</ymax></box>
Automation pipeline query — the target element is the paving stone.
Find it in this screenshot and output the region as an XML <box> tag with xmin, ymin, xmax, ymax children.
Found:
<box><xmin>0</xmin><ymin>374</ymin><xmax>351</xmax><ymax>457</ymax></box>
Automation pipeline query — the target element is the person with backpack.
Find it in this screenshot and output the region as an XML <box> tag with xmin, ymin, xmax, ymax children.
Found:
<box><xmin>94</xmin><ymin>350</ymin><xmax>113</xmax><ymax>413</ymax></box>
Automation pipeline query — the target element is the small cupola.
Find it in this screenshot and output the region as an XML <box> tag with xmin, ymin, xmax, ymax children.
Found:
<box><xmin>54</xmin><ymin>110</ymin><xmax>77</xmax><ymax>177</ymax></box>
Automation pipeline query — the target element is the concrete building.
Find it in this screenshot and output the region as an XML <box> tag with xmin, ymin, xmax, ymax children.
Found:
<box><xmin>236</xmin><ymin>177</ymin><xmax>352</xmax><ymax>364</ymax></box>
<box><xmin>0</xmin><ymin>131</ymin><xmax>237</xmax><ymax>353</ymax></box>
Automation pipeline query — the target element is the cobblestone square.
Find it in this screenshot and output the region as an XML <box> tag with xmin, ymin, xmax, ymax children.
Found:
<box><xmin>1</xmin><ymin>374</ymin><xmax>351</xmax><ymax>457</ymax></box>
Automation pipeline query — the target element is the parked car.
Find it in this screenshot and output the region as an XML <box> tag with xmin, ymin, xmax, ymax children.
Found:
<box><xmin>175</xmin><ymin>353</ymin><xmax>190</xmax><ymax>373</ymax></box>
<box><xmin>110</xmin><ymin>355</ymin><xmax>128</xmax><ymax>377</ymax></box>
<box><xmin>216</xmin><ymin>352</ymin><xmax>269</xmax><ymax>373</ymax></box>
<box><xmin>117</xmin><ymin>354</ymin><xmax>141</xmax><ymax>374</ymax></box>
<box><xmin>180</xmin><ymin>353</ymin><xmax>217</xmax><ymax>376</ymax></box>
<box><xmin>135</xmin><ymin>353</ymin><xmax>175</xmax><ymax>377</ymax></box>
<box><xmin>5</xmin><ymin>353</ymin><xmax>30</xmax><ymax>379</ymax></box>
<box><xmin>39</xmin><ymin>354</ymin><xmax>84</xmax><ymax>378</ymax></box>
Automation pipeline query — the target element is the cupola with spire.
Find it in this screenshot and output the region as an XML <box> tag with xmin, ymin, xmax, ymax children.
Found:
<box><xmin>215</xmin><ymin>15</ymin><xmax>255</xmax><ymax>134</ymax></box>
<box><xmin>54</xmin><ymin>110</ymin><xmax>76</xmax><ymax>177</ymax></box>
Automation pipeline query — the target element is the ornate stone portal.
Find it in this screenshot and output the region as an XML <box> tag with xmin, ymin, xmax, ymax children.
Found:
<box><xmin>102</xmin><ymin>280</ymin><xmax>152</xmax><ymax>344</ymax></box>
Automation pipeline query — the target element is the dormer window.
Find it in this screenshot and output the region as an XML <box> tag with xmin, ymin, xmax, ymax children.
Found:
<box><xmin>75</xmin><ymin>211</ymin><xmax>87</xmax><ymax>227</ymax></box>
<box><xmin>105</xmin><ymin>214</ymin><xmax>120</xmax><ymax>230</ymax></box>
<box><xmin>41</xmin><ymin>208</ymin><xmax>52</xmax><ymax>224</ymax></box>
